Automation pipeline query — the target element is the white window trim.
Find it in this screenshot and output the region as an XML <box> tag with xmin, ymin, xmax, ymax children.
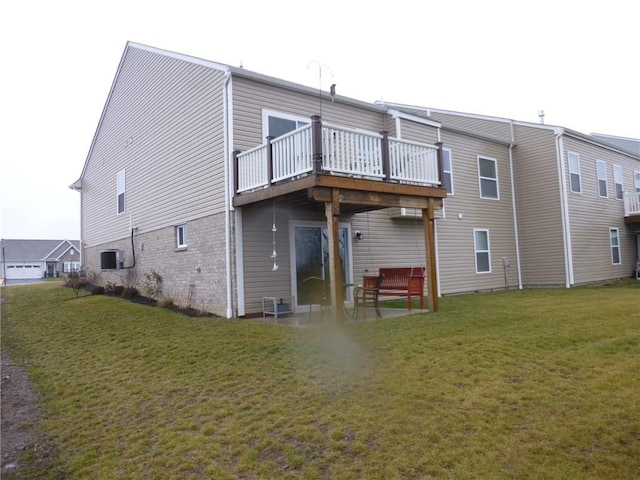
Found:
<box><xmin>477</xmin><ymin>156</ymin><xmax>499</xmax><ymax>200</ymax></box>
<box><xmin>176</xmin><ymin>224</ymin><xmax>187</xmax><ymax>249</ymax></box>
<box><xmin>568</xmin><ymin>151</ymin><xmax>581</xmax><ymax>194</ymax></box>
<box><xmin>473</xmin><ymin>228</ymin><xmax>491</xmax><ymax>274</ymax></box>
<box><xmin>116</xmin><ymin>169</ymin><xmax>126</xmax><ymax>215</ymax></box>
<box><xmin>442</xmin><ymin>148</ymin><xmax>454</xmax><ymax>195</ymax></box>
<box><xmin>613</xmin><ymin>164</ymin><xmax>623</xmax><ymax>201</ymax></box>
<box><xmin>262</xmin><ymin>109</ymin><xmax>310</xmax><ymax>139</ymax></box>
<box><xmin>609</xmin><ymin>228</ymin><xmax>621</xmax><ymax>265</ymax></box>
<box><xmin>634</xmin><ymin>170</ymin><xmax>640</xmax><ymax>200</ymax></box>
<box><xmin>596</xmin><ymin>160</ymin><xmax>608</xmax><ymax>198</ymax></box>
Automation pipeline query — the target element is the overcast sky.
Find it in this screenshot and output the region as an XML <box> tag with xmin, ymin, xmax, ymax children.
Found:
<box><xmin>1</xmin><ymin>0</ymin><xmax>638</xmax><ymax>240</ymax></box>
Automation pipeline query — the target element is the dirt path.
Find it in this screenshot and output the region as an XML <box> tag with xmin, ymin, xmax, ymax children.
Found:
<box><xmin>1</xmin><ymin>347</ymin><xmax>62</xmax><ymax>478</ymax></box>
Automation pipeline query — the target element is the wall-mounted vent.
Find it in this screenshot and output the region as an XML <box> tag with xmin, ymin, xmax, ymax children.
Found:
<box><xmin>100</xmin><ymin>250</ymin><xmax>124</xmax><ymax>270</ymax></box>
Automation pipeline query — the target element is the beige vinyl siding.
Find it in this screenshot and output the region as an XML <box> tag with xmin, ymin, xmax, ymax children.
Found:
<box><xmin>240</xmin><ymin>204</ymin><xmax>330</xmax><ymax>315</ymax></box>
<box><xmin>231</xmin><ymin>76</ymin><xmax>389</xmax><ymax>152</ymax></box>
<box><xmin>350</xmin><ymin>127</ymin><xmax>518</xmax><ymax>295</ymax></box>
<box><xmin>511</xmin><ymin>126</ymin><xmax>567</xmax><ymax>286</ymax></box>
<box><xmin>434</xmin><ymin>130</ymin><xmax>518</xmax><ymax>293</ymax></box>
<box><xmin>397</xmin><ymin>118</ymin><xmax>439</xmax><ymax>144</ymax></box>
<box><xmin>428</xmin><ymin>112</ymin><xmax>512</xmax><ymax>139</ymax></box>
<box><xmin>562</xmin><ymin>136</ymin><xmax>639</xmax><ymax>283</ymax></box>
<box><xmin>81</xmin><ymin>45</ymin><xmax>227</xmax><ymax>247</ymax></box>
<box><xmin>351</xmin><ymin>210</ymin><xmax>427</xmax><ymax>281</ymax></box>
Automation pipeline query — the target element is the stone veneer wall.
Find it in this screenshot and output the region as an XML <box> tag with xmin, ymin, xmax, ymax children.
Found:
<box><xmin>82</xmin><ymin>213</ymin><xmax>231</xmax><ymax>317</ymax></box>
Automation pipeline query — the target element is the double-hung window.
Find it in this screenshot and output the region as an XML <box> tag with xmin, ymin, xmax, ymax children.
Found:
<box><xmin>613</xmin><ymin>165</ymin><xmax>623</xmax><ymax>200</ymax></box>
<box><xmin>176</xmin><ymin>225</ymin><xmax>187</xmax><ymax>249</ymax></box>
<box><xmin>478</xmin><ymin>156</ymin><xmax>498</xmax><ymax>199</ymax></box>
<box><xmin>596</xmin><ymin>160</ymin><xmax>608</xmax><ymax>197</ymax></box>
<box><xmin>635</xmin><ymin>170</ymin><xmax>640</xmax><ymax>203</ymax></box>
<box><xmin>442</xmin><ymin>148</ymin><xmax>454</xmax><ymax>195</ymax></box>
<box><xmin>609</xmin><ymin>228</ymin><xmax>621</xmax><ymax>265</ymax></box>
<box><xmin>473</xmin><ymin>229</ymin><xmax>491</xmax><ymax>273</ymax></box>
<box><xmin>117</xmin><ymin>169</ymin><xmax>126</xmax><ymax>214</ymax></box>
<box><xmin>568</xmin><ymin>152</ymin><xmax>581</xmax><ymax>193</ymax></box>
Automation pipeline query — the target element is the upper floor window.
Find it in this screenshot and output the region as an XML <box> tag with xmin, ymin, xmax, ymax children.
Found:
<box><xmin>568</xmin><ymin>151</ymin><xmax>581</xmax><ymax>193</ymax></box>
<box><xmin>609</xmin><ymin>228</ymin><xmax>621</xmax><ymax>265</ymax></box>
<box><xmin>478</xmin><ymin>156</ymin><xmax>499</xmax><ymax>199</ymax></box>
<box><xmin>613</xmin><ymin>165</ymin><xmax>623</xmax><ymax>200</ymax></box>
<box><xmin>442</xmin><ymin>149</ymin><xmax>454</xmax><ymax>195</ymax></box>
<box><xmin>473</xmin><ymin>229</ymin><xmax>491</xmax><ymax>273</ymax></box>
<box><xmin>596</xmin><ymin>160</ymin><xmax>608</xmax><ymax>198</ymax></box>
<box><xmin>117</xmin><ymin>169</ymin><xmax>126</xmax><ymax>214</ymax></box>
<box><xmin>635</xmin><ymin>170</ymin><xmax>640</xmax><ymax>201</ymax></box>
<box><xmin>176</xmin><ymin>224</ymin><xmax>187</xmax><ymax>249</ymax></box>
<box><xmin>262</xmin><ymin>109</ymin><xmax>309</xmax><ymax>138</ymax></box>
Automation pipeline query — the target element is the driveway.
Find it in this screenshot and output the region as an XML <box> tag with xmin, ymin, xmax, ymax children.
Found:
<box><xmin>2</xmin><ymin>279</ymin><xmax>48</xmax><ymax>287</ymax></box>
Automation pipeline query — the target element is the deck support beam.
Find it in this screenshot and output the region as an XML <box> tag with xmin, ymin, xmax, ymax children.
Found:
<box><xmin>422</xmin><ymin>198</ymin><xmax>439</xmax><ymax>312</ymax></box>
<box><xmin>325</xmin><ymin>188</ymin><xmax>345</xmax><ymax>322</ymax></box>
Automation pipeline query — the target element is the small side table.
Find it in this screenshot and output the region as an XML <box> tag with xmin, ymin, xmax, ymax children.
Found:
<box><xmin>262</xmin><ymin>296</ymin><xmax>295</xmax><ymax>322</ymax></box>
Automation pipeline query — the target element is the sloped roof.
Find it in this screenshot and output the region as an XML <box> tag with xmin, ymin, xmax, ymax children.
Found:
<box><xmin>590</xmin><ymin>133</ymin><xmax>640</xmax><ymax>156</ymax></box>
<box><xmin>0</xmin><ymin>239</ymin><xmax>80</xmax><ymax>262</ymax></box>
<box><xmin>379</xmin><ymin>102</ymin><xmax>640</xmax><ymax>160</ymax></box>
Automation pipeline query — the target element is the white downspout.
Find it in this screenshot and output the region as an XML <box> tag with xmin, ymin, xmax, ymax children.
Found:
<box><xmin>223</xmin><ymin>68</ymin><xmax>234</xmax><ymax>318</ymax></box>
<box><xmin>555</xmin><ymin>129</ymin><xmax>574</xmax><ymax>287</ymax></box>
<box><xmin>508</xmin><ymin>122</ymin><xmax>522</xmax><ymax>289</ymax></box>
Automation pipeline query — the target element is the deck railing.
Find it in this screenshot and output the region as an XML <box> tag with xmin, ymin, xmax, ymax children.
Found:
<box><xmin>235</xmin><ymin>115</ymin><xmax>442</xmax><ymax>193</ymax></box>
<box><xmin>624</xmin><ymin>191</ymin><xmax>640</xmax><ymax>216</ymax></box>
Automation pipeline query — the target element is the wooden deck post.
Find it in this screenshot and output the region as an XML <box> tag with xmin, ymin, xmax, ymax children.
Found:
<box><xmin>325</xmin><ymin>188</ymin><xmax>345</xmax><ymax>322</ymax></box>
<box><xmin>312</xmin><ymin>115</ymin><xmax>323</xmax><ymax>175</ymax></box>
<box><xmin>380</xmin><ymin>130</ymin><xmax>391</xmax><ymax>181</ymax></box>
<box><xmin>233</xmin><ymin>150</ymin><xmax>241</xmax><ymax>194</ymax></box>
<box><xmin>435</xmin><ymin>142</ymin><xmax>444</xmax><ymax>187</ymax></box>
<box><xmin>266</xmin><ymin>135</ymin><xmax>274</xmax><ymax>185</ymax></box>
<box><xmin>422</xmin><ymin>198</ymin><xmax>439</xmax><ymax>312</ymax></box>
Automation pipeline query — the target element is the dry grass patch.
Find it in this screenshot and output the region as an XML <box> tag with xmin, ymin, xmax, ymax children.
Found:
<box><xmin>1</xmin><ymin>281</ymin><xmax>639</xmax><ymax>479</ymax></box>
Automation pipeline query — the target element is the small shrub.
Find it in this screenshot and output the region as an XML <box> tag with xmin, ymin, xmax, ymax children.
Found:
<box><xmin>104</xmin><ymin>282</ymin><xmax>116</xmax><ymax>294</ymax></box>
<box><xmin>121</xmin><ymin>287</ymin><xmax>139</xmax><ymax>299</ymax></box>
<box><xmin>112</xmin><ymin>285</ymin><xmax>125</xmax><ymax>296</ymax></box>
<box><xmin>122</xmin><ymin>268</ymin><xmax>138</xmax><ymax>290</ymax></box>
<box><xmin>85</xmin><ymin>270</ymin><xmax>101</xmax><ymax>286</ymax></box>
<box><xmin>65</xmin><ymin>272</ymin><xmax>83</xmax><ymax>298</ymax></box>
<box><xmin>142</xmin><ymin>271</ymin><xmax>163</xmax><ymax>299</ymax></box>
<box><xmin>158</xmin><ymin>297</ymin><xmax>175</xmax><ymax>309</ymax></box>
<box><xmin>91</xmin><ymin>286</ymin><xmax>105</xmax><ymax>295</ymax></box>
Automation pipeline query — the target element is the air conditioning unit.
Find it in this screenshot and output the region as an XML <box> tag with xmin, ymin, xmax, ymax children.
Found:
<box><xmin>100</xmin><ymin>250</ymin><xmax>124</xmax><ymax>270</ymax></box>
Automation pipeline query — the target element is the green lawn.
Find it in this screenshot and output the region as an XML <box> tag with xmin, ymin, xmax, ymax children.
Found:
<box><xmin>2</xmin><ymin>281</ymin><xmax>639</xmax><ymax>479</ymax></box>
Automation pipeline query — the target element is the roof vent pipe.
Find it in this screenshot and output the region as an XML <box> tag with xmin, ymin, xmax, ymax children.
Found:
<box><xmin>538</xmin><ymin>110</ymin><xmax>545</xmax><ymax>124</ymax></box>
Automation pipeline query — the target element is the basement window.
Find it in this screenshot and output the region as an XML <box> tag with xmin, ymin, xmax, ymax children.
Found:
<box><xmin>176</xmin><ymin>225</ymin><xmax>187</xmax><ymax>249</ymax></box>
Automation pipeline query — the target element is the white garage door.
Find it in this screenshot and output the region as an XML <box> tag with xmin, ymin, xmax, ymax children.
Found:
<box><xmin>6</xmin><ymin>264</ymin><xmax>42</xmax><ymax>279</ymax></box>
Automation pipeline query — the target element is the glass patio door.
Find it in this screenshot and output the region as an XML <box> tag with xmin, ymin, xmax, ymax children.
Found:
<box><xmin>293</xmin><ymin>224</ymin><xmax>351</xmax><ymax>308</ymax></box>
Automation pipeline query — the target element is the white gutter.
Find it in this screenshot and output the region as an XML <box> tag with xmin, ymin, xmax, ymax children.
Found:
<box><xmin>555</xmin><ymin>128</ymin><xmax>574</xmax><ymax>287</ymax></box>
<box><xmin>508</xmin><ymin>122</ymin><xmax>523</xmax><ymax>289</ymax></box>
<box><xmin>223</xmin><ymin>68</ymin><xmax>234</xmax><ymax>318</ymax></box>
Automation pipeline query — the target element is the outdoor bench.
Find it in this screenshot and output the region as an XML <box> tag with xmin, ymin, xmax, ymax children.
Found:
<box><xmin>363</xmin><ymin>267</ymin><xmax>425</xmax><ymax>311</ymax></box>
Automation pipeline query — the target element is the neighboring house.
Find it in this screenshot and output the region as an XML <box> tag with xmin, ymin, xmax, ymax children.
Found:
<box><xmin>0</xmin><ymin>239</ymin><xmax>81</xmax><ymax>281</ymax></box>
<box><xmin>377</xmin><ymin>103</ymin><xmax>640</xmax><ymax>288</ymax></box>
<box><xmin>71</xmin><ymin>42</ymin><xmax>639</xmax><ymax>318</ymax></box>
